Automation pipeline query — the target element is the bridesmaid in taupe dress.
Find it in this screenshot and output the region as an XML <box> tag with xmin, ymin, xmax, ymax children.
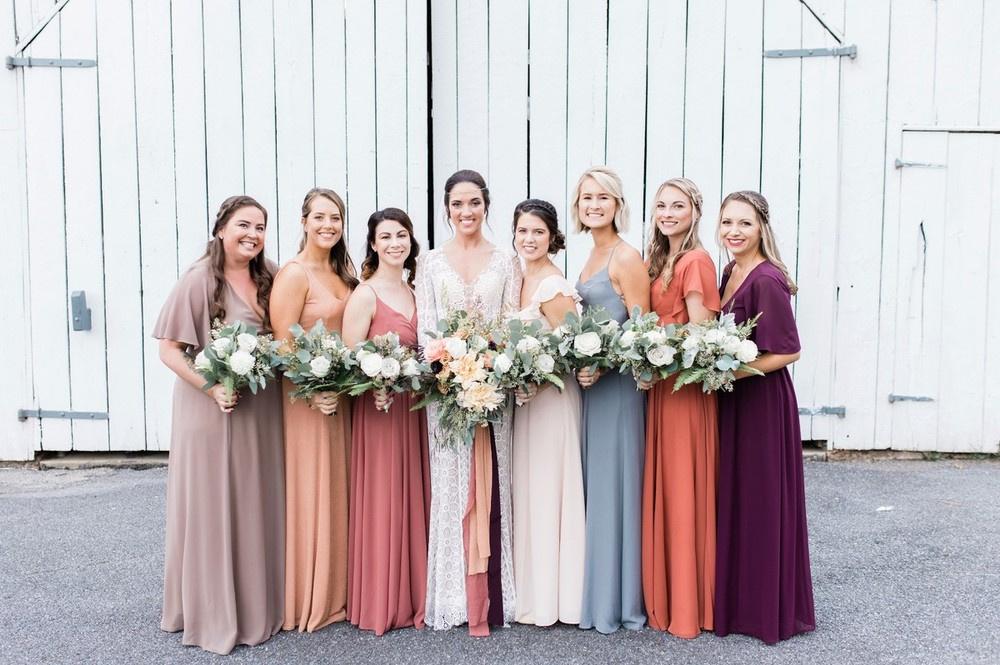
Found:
<box><xmin>269</xmin><ymin>188</ymin><xmax>358</xmax><ymax>632</ymax></box>
<box><xmin>154</xmin><ymin>195</ymin><xmax>284</xmax><ymax>655</ymax></box>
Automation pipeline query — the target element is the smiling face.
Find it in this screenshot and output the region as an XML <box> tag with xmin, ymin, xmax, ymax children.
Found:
<box><xmin>447</xmin><ymin>181</ymin><xmax>487</xmax><ymax>237</ymax></box>
<box><xmin>217</xmin><ymin>205</ymin><xmax>266</xmax><ymax>263</ymax></box>
<box><xmin>654</xmin><ymin>185</ymin><xmax>695</xmax><ymax>243</ymax></box>
<box><xmin>302</xmin><ymin>195</ymin><xmax>344</xmax><ymax>251</ymax></box>
<box><xmin>513</xmin><ymin>212</ymin><xmax>552</xmax><ymax>262</ymax></box>
<box><xmin>577</xmin><ymin>177</ymin><xmax>618</xmax><ymax>232</ymax></box>
<box><xmin>371</xmin><ymin>219</ymin><xmax>412</xmax><ymax>269</ymax></box>
<box><xmin>719</xmin><ymin>199</ymin><xmax>763</xmax><ymax>259</ymax></box>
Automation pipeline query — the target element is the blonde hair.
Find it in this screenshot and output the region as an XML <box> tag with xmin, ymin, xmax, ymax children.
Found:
<box><xmin>646</xmin><ymin>177</ymin><xmax>705</xmax><ymax>291</ymax></box>
<box><xmin>570</xmin><ymin>166</ymin><xmax>630</xmax><ymax>233</ymax></box>
<box><xmin>718</xmin><ymin>190</ymin><xmax>798</xmax><ymax>295</ymax></box>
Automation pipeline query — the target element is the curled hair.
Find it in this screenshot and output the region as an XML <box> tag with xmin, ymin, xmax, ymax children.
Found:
<box><xmin>443</xmin><ymin>169</ymin><xmax>491</xmax><ymax>221</ymax></box>
<box><xmin>511</xmin><ymin>198</ymin><xmax>565</xmax><ymax>254</ymax></box>
<box><xmin>646</xmin><ymin>177</ymin><xmax>705</xmax><ymax>291</ymax></box>
<box><xmin>570</xmin><ymin>165</ymin><xmax>630</xmax><ymax>233</ymax></box>
<box><xmin>718</xmin><ymin>190</ymin><xmax>798</xmax><ymax>295</ymax></box>
<box><xmin>299</xmin><ymin>187</ymin><xmax>360</xmax><ymax>289</ymax></box>
<box><xmin>360</xmin><ymin>208</ymin><xmax>420</xmax><ymax>288</ymax></box>
<box><xmin>199</xmin><ymin>195</ymin><xmax>275</xmax><ymax>330</ymax></box>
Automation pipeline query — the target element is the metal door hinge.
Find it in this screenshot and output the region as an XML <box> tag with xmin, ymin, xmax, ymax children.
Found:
<box><xmin>71</xmin><ymin>291</ymin><xmax>92</xmax><ymax>331</ymax></box>
<box><xmin>888</xmin><ymin>394</ymin><xmax>934</xmax><ymax>403</ymax></box>
<box><xmin>764</xmin><ymin>45</ymin><xmax>857</xmax><ymax>59</ymax></box>
<box><xmin>6</xmin><ymin>56</ymin><xmax>96</xmax><ymax>69</ymax></box>
<box><xmin>17</xmin><ymin>409</ymin><xmax>108</xmax><ymax>421</ymax></box>
<box><xmin>894</xmin><ymin>158</ymin><xmax>946</xmax><ymax>169</ymax></box>
<box><xmin>798</xmin><ymin>406</ymin><xmax>846</xmax><ymax>417</ymax></box>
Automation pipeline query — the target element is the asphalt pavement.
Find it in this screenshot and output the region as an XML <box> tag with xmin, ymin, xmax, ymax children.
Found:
<box><xmin>1</xmin><ymin>458</ymin><xmax>997</xmax><ymax>664</ymax></box>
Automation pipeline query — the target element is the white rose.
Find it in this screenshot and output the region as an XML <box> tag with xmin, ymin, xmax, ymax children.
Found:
<box><xmin>573</xmin><ymin>331</ymin><xmax>602</xmax><ymax>357</ymax></box>
<box><xmin>644</xmin><ymin>329</ymin><xmax>666</xmax><ymax>345</ymax></box>
<box><xmin>704</xmin><ymin>328</ymin><xmax>725</xmax><ymax>345</ymax></box>
<box><xmin>535</xmin><ymin>353</ymin><xmax>555</xmax><ymax>374</ymax></box>
<box><xmin>682</xmin><ymin>334</ymin><xmax>701</xmax><ymax>351</ymax></box>
<box><xmin>229</xmin><ymin>349</ymin><xmax>255</xmax><ymax>376</ymax></box>
<box><xmin>618</xmin><ymin>330</ymin><xmax>636</xmax><ymax>347</ymax></box>
<box><xmin>194</xmin><ymin>350</ymin><xmax>212</xmax><ymax>371</ymax></box>
<box><xmin>601</xmin><ymin>320</ymin><xmax>621</xmax><ymax>334</ymax></box>
<box><xmin>380</xmin><ymin>357</ymin><xmax>401</xmax><ymax>380</ymax></box>
<box><xmin>444</xmin><ymin>337</ymin><xmax>468</xmax><ymax>359</ymax></box>
<box><xmin>309</xmin><ymin>356</ymin><xmax>332</xmax><ymax>378</ymax></box>
<box><xmin>721</xmin><ymin>335</ymin><xmax>742</xmax><ymax>356</ymax></box>
<box><xmin>236</xmin><ymin>333</ymin><xmax>258</xmax><ymax>352</ymax></box>
<box><xmin>211</xmin><ymin>337</ymin><xmax>233</xmax><ymax>356</ymax></box>
<box><xmin>401</xmin><ymin>358</ymin><xmax>421</xmax><ymax>377</ymax></box>
<box><xmin>646</xmin><ymin>345</ymin><xmax>676</xmax><ymax>367</ymax></box>
<box><xmin>736</xmin><ymin>339</ymin><xmax>759</xmax><ymax>363</ymax></box>
<box><xmin>359</xmin><ymin>352</ymin><xmax>384</xmax><ymax>378</ymax></box>
<box><xmin>493</xmin><ymin>353</ymin><xmax>513</xmax><ymax>374</ymax></box>
<box><xmin>516</xmin><ymin>336</ymin><xmax>541</xmax><ymax>353</ymax></box>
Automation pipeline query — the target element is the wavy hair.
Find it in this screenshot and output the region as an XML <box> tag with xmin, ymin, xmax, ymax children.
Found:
<box><xmin>299</xmin><ymin>187</ymin><xmax>359</xmax><ymax>289</ymax></box>
<box><xmin>646</xmin><ymin>177</ymin><xmax>705</xmax><ymax>291</ymax></box>
<box><xmin>718</xmin><ymin>190</ymin><xmax>798</xmax><ymax>294</ymax></box>
<box><xmin>360</xmin><ymin>208</ymin><xmax>420</xmax><ymax>288</ymax></box>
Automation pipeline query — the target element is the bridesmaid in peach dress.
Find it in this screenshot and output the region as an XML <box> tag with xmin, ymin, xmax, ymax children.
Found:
<box><xmin>638</xmin><ymin>178</ymin><xmax>720</xmax><ymax>638</ymax></box>
<box><xmin>342</xmin><ymin>208</ymin><xmax>431</xmax><ymax>635</ymax></box>
<box><xmin>509</xmin><ymin>199</ymin><xmax>586</xmax><ymax>626</ymax></box>
<box><xmin>270</xmin><ymin>188</ymin><xmax>358</xmax><ymax>632</ymax></box>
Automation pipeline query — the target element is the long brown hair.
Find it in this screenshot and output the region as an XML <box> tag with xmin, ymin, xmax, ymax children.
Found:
<box><xmin>718</xmin><ymin>190</ymin><xmax>798</xmax><ymax>294</ymax></box>
<box><xmin>199</xmin><ymin>195</ymin><xmax>275</xmax><ymax>329</ymax></box>
<box><xmin>360</xmin><ymin>208</ymin><xmax>420</xmax><ymax>287</ymax></box>
<box><xmin>299</xmin><ymin>187</ymin><xmax>360</xmax><ymax>288</ymax></box>
<box><xmin>646</xmin><ymin>177</ymin><xmax>705</xmax><ymax>291</ymax></box>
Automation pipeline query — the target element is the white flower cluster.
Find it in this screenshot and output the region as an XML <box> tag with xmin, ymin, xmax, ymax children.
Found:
<box><xmin>344</xmin><ymin>332</ymin><xmax>428</xmax><ymax>411</ymax></box>
<box><xmin>674</xmin><ymin>313</ymin><xmax>762</xmax><ymax>393</ymax></box>
<box><xmin>194</xmin><ymin>320</ymin><xmax>278</xmax><ymax>400</ymax></box>
<box><xmin>275</xmin><ymin>321</ymin><xmax>356</xmax><ymax>403</ymax></box>
<box><xmin>608</xmin><ymin>308</ymin><xmax>680</xmax><ymax>384</ymax></box>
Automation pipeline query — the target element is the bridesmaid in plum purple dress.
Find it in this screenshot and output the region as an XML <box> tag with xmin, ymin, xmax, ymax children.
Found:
<box><xmin>714</xmin><ymin>191</ymin><xmax>815</xmax><ymax>645</ymax></box>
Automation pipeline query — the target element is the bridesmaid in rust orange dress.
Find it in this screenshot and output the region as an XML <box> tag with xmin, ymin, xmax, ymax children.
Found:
<box><xmin>342</xmin><ymin>208</ymin><xmax>430</xmax><ymax>635</ymax></box>
<box><xmin>270</xmin><ymin>188</ymin><xmax>358</xmax><ymax>632</ymax></box>
<box><xmin>639</xmin><ymin>178</ymin><xmax>720</xmax><ymax>638</ymax></box>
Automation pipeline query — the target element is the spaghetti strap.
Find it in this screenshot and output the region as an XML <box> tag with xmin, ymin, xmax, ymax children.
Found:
<box><xmin>288</xmin><ymin>260</ymin><xmax>317</xmax><ymax>288</ymax></box>
<box><xmin>605</xmin><ymin>240</ymin><xmax>623</xmax><ymax>268</ymax></box>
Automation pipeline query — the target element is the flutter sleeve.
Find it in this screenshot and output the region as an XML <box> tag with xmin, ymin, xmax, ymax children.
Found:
<box><xmin>152</xmin><ymin>262</ymin><xmax>212</xmax><ymax>354</ymax></box>
<box><xmin>414</xmin><ymin>252</ymin><xmax>437</xmax><ymax>347</ymax></box>
<box><xmin>748</xmin><ymin>268</ymin><xmax>801</xmax><ymax>355</ymax></box>
<box><xmin>534</xmin><ymin>275</ymin><xmax>582</xmax><ymax>310</ymax></box>
<box><xmin>678</xmin><ymin>250</ymin><xmax>721</xmax><ymax>312</ymax></box>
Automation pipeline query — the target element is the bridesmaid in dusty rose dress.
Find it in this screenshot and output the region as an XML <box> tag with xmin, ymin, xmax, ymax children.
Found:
<box><xmin>342</xmin><ymin>208</ymin><xmax>431</xmax><ymax>635</ymax></box>
<box><xmin>155</xmin><ymin>195</ymin><xmax>284</xmax><ymax>655</ymax></box>
<box><xmin>509</xmin><ymin>199</ymin><xmax>585</xmax><ymax>626</ymax></box>
<box><xmin>270</xmin><ymin>188</ymin><xmax>358</xmax><ymax>632</ymax></box>
<box><xmin>714</xmin><ymin>190</ymin><xmax>815</xmax><ymax>644</ymax></box>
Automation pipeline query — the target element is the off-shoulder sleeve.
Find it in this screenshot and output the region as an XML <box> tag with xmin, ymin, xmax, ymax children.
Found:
<box><xmin>414</xmin><ymin>252</ymin><xmax>437</xmax><ymax>346</ymax></box>
<box><xmin>677</xmin><ymin>251</ymin><xmax>721</xmax><ymax>312</ymax></box>
<box><xmin>534</xmin><ymin>274</ymin><xmax>582</xmax><ymax>307</ymax></box>
<box><xmin>748</xmin><ymin>268</ymin><xmax>800</xmax><ymax>355</ymax></box>
<box><xmin>152</xmin><ymin>262</ymin><xmax>212</xmax><ymax>353</ymax></box>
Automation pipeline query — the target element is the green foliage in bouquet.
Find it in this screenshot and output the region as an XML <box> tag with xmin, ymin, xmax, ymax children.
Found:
<box><xmin>276</xmin><ymin>320</ymin><xmax>357</xmax><ymax>401</ymax></box>
<box><xmin>194</xmin><ymin>319</ymin><xmax>278</xmax><ymax>397</ymax></box>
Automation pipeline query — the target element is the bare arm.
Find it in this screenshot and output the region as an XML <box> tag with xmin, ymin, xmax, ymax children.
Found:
<box><xmin>268</xmin><ymin>263</ymin><xmax>309</xmax><ymax>347</ymax></box>
<box><xmin>684</xmin><ymin>291</ymin><xmax>715</xmax><ymax>324</ymax></box>
<box><xmin>610</xmin><ymin>244</ymin><xmax>651</xmax><ymax>314</ymax></box>
<box><xmin>342</xmin><ymin>285</ymin><xmax>376</xmax><ymax>347</ymax></box>
<box><xmin>158</xmin><ymin>339</ymin><xmax>236</xmax><ymax>412</ymax></box>
<box><xmin>539</xmin><ymin>294</ymin><xmax>578</xmax><ymax>330</ymax></box>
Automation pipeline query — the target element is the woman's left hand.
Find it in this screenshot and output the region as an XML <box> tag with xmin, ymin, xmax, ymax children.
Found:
<box><xmin>373</xmin><ymin>388</ymin><xmax>394</xmax><ymax>412</ymax></box>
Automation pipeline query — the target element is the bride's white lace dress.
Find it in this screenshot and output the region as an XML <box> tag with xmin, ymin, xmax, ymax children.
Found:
<box><xmin>415</xmin><ymin>247</ymin><xmax>521</xmax><ymax>630</ymax></box>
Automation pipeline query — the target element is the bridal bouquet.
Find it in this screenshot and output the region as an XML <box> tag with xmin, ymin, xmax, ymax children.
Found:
<box><xmin>276</xmin><ymin>321</ymin><xmax>356</xmax><ymax>402</ymax></box>
<box><xmin>672</xmin><ymin>313</ymin><xmax>762</xmax><ymax>393</ymax></box>
<box><xmin>194</xmin><ymin>319</ymin><xmax>279</xmax><ymax>398</ymax></box>
<box><xmin>554</xmin><ymin>305</ymin><xmax>621</xmax><ymax>373</ymax></box>
<box><xmin>490</xmin><ymin>318</ymin><xmax>569</xmax><ymax>393</ymax></box>
<box><xmin>415</xmin><ymin>310</ymin><xmax>507</xmax><ymax>447</ymax></box>
<box><xmin>345</xmin><ymin>332</ymin><xmax>428</xmax><ymax>411</ymax></box>
<box><xmin>608</xmin><ymin>306</ymin><xmax>681</xmax><ymax>386</ymax></box>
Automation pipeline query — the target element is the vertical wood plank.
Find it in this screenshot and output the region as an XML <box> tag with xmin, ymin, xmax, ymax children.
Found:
<box><xmin>60</xmin><ymin>0</ymin><xmax>109</xmax><ymax>451</ymax></box>
<box><xmin>455</xmin><ymin>0</ymin><xmax>489</xmax><ymax>179</ymax></box>
<box><xmin>405</xmin><ymin>0</ymin><xmax>430</xmax><ymax>250</ymax></box>
<box><xmin>430</xmin><ymin>0</ymin><xmax>458</xmax><ymax>242</ymax></box>
<box><xmin>97</xmin><ymin>0</ymin><xmax>146</xmax><ymax>450</ymax></box>
<box><xmin>721</xmin><ymin>0</ymin><xmax>764</xmax><ymax>195</ymax></box>
<box><xmin>981</xmin><ymin>136</ymin><xmax>1000</xmax><ymax>453</ymax></box>
<box><xmin>202</xmin><ymin>0</ymin><xmax>245</xmax><ymax>209</ymax></box>
<box><xmin>977</xmin><ymin>0</ymin><xmax>1000</xmax><ymax>126</ymax></box>
<box><xmin>933</xmin><ymin>0</ymin><xmax>983</xmax><ymax>126</ymax></box>
<box><xmin>375</xmin><ymin>0</ymin><xmax>409</xmax><ymax>212</ymax></box>
<box><xmin>345</xmin><ymin>0</ymin><xmax>377</xmax><ymax>258</ymax></box>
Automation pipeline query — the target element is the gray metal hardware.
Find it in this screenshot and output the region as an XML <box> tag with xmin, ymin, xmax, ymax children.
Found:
<box><xmin>6</xmin><ymin>56</ymin><xmax>96</xmax><ymax>69</ymax></box>
<box><xmin>894</xmin><ymin>158</ymin><xmax>946</xmax><ymax>169</ymax></box>
<box><xmin>798</xmin><ymin>406</ymin><xmax>846</xmax><ymax>417</ymax></box>
<box><xmin>17</xmin><ymin>409</ymin><xmax>108</xmax><ymax>421</ymax></box>
<box><xmin>70</xmin><ymin>291</ymin><xmax>92</xmax><ymax>331</ymax></box>
<box><xmin>764</xmin><ymin>45</ymin><xmax>857</xmax><ymax>59</ymax></box>
<box><xmin>888</xmin><ymin>394</ymin><xmax>934</xmax><ymax>403</ymax></box>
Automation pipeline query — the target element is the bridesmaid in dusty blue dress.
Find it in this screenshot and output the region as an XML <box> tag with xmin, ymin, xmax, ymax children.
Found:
<box><xmin>571</xmin><ymin>166</ymin><xmax>651</xmax><ymax>633</ymax></box>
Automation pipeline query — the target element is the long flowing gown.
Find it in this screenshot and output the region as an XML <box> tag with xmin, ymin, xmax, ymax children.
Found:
<box><xmin>347</xmin><ymin>287</ymin><xmax>431</xmax><ymax>635</ymax></box>
<box><xmin>715</xmin><ymin>260</ymin><xmax>816</xmax><ymax>644</ymax></box>
<box><xmin>280</xmin><ymin>261</ymin><xmax>351</xmax><ymax>632</ymax></box>
<box><xmin>575</xmin><ymin>246</ymin><xmax>647</xmax><ymax>633</ymax></box>
<box><xmin>155</xmin><ymin>258</ymin><xmax>284</xmax><ymax>655</ymax></box>
<box><xmin>415</xmin><ymin>248</ymin><xmax>521</xmax><ymax>634</ymax></box>
<box><xmin>511</xmin><ymin>275</ymin><xmax>586</xmax><ymax>626</ymax></box>
<box><xmin>641</xmin><ymin>249</ymin><xmax>720</xmax><ymax>637</ymax></box>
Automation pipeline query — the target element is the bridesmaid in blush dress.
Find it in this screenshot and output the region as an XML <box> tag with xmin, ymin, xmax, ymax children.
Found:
<box><xmin>639</xmin><ymin>178</ymin><xmax>720</xmax><ymax>638</ymax></box>
<box><xmin>509</xmin><ymin>199</ymin><xmax>586</xmax><ymax>626</ymax></box>
<box><xmin>270</xmin><ymin>188</ymin><xmax>358</xmax><ymax>633</ymax></box>
<box><xmin>714</xmin><ymin>190</ymin><xmax>815</xmax><ymax>644</ymax></box>
<box><xmin>155</xmin><ymin>196</ymin><xmax>284</xmax><ymax>655</ymax></box>
<box><xmin>342</xmin><ymin>208</ymin><xmax>431</xmax><ymax>635</ymax></box>
<box><xmin>572</xmin><ymin>167</ymin><xmax>650</xmax><ymax>634</ymax></box>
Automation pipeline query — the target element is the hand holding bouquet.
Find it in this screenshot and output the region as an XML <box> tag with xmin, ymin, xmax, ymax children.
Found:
<box><xmin>554</xmin><ymin>306</ymin><xmax>620</xmax><ymax>388</ymax></box>
<box><xmin>194</xmin><ymin>319</ymin><xmax>279</xmax><ymax>411</ymax></box>
<box><xmin>276</xmin><ymin>321</ymin><xmax>356</xmax><ymax>414</ymax></box>
<box><xmin>491</xmin><ymin>318</ymin><xmax>569</xmax><ymax>405</ymax></box>
<box><xmin>346</xmin><ymin>332</ymin><xmax>428</xmax><ymax>412</ymax></box>
<box><xmin>608</xmin><ymin>306</ymin><xmax>680</xmax><ymax>389</ymax></box>
<box><xmin>673</xmin><ymin>313</ymin><xmax>763</xmax><ymax>393</ymax></box>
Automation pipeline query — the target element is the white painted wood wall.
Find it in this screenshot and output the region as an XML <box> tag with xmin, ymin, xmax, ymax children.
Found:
<box><xmin>2</xmin><ymin>0</ymin><xmax>998</xmax><ymax>459</ymax></box>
